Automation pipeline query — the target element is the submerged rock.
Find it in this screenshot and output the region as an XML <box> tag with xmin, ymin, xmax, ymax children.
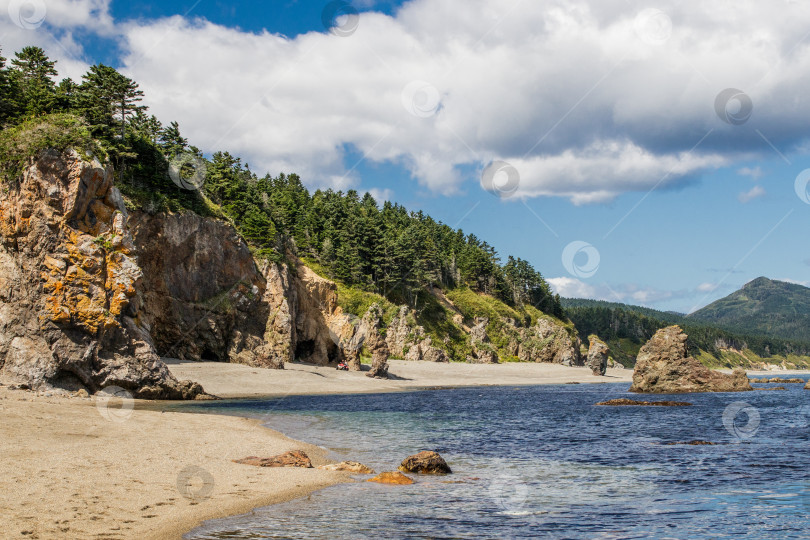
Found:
<box><xmin>664</xmin><ymin>440</ymin><xmax>715</xmax><ymax>446</ymax></box>
<box><xmin>232</xmin><ymin>450</ymin><xmax>313</xmax><ymax>468</ymax></box>
<box><xmin>367</xmin><ymin>471</ymin><xmax>414</xmax><ymax>485</ymax></box>
<box><xmin>317</xmin><ymin>461</ymin><xmax>375</xmax><ymax>474</ymax></box>
<box><xmin>596</xmin><ymin>398</ymin><xmax>692</xmax><ymax>406</ymax></box>
<box><xmin>586</xmin><ymin>335</ymin><xmax>609</xmax><ymax>376</ymax></box>
<box><xmin>399</xmin><ymin>451</ymin><xmax>452</xmax><ymax>474</ymax></box>
<box><xmin>629</xmin><ymin>326</ymin><xmax>752</xmax><ymax>394</ymax></box>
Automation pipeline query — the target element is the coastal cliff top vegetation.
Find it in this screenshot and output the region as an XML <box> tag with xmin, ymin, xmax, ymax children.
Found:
<box><xmin>0</xmin><ymin>44</ymin><xmax>565</xmax><ymax>327</ymax></box>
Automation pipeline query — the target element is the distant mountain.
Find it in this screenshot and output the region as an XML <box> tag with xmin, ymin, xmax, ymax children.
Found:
<box><xmin>687</xmin><ymin>277</ymin><xmax>810</xmax><ymax>342</ymax></box>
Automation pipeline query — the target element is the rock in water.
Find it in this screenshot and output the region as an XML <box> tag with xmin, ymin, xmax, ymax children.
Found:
<box><xmin>232</xmin><ymin>450</ymin><xmax>313</xmax><ymax>468</ymax></box>
<box><xmin>399</xmin><ymin>451</ymin><xmax>452</xmax><ymax>474</ymax></box>
<box><xmin>367</xmin><ymin>471</ymin><xmax>414</xmax><ymax>485</ymax></box>
<box><xmin>586</xmin><ymin>335</ymin><xmax>609</xmax><ymax>376</ymax></box>
<box><xmin>629</xmin><ymin>326</ymin><xmax>752</xmax><ymax>393</ymax></box>
<box><xmin>596</xmin><ymin>398</ymin><xmax>692</xmax><ymax>406</ymax></box>
<box><xmin>805</xmin><ymin>380</ymin><xmax>810</xmax><ymax>390</ymax></box>
<box><xmin>317</xmin><ymin>461</ymin><xmax>375</xmax><ymax>474</ymax></box>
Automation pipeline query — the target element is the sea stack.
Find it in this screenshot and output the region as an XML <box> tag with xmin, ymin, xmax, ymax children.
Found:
<box><xmin>629</xmin><ymin>326</ymin><xmax>752</xmax><ymax>393</ymax></box>
<box><xmin>586</xmin><ymin>335</ymin><xmax>609</xmax><ymax>376</ymax></box>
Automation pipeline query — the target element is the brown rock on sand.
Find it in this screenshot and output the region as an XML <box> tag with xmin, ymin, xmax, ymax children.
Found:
<box><xmin>399</xmin><ymin>451</ymin><xmax>452</xmax><ymax>474</ymax></box>
<box><xmin>233</xmin><ymin>450</ymin><xmax>313</xmax><ymax>468</ymax></box>
<box><xmin>629</xmin><ymin>326</ymin><xmax>752</xmax><ymax>393</ymax></box>
<box><xmin>317</xmin><ymin>461</ymin><xmax>375</xmax><ymax>474</ymax></box>
<box><xmin>367</xmin><ymin>471</ymin><xmax>414</xmax><ymax>485</ymax></box>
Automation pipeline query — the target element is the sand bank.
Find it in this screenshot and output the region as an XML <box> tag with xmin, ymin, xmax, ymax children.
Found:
<box><xmin>0</xmin><ymin>386</ymin><xmax>346</xmax><ymax>540</ymax></box>
<box><xmin>165</xmin><ymin>358</ymin><xmax>633</xmax><ymax>399</ymax></box>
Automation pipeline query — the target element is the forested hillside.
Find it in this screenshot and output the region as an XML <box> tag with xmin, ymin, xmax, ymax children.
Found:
<box><xmin>0</xmin><ymin>45</ymin><xmax>564</xmax><ymax>353</ymax></box>
<box><xmin>688</xmin><ymin>277</ymin><xmax>810</xmax><ymax>342</ymax></box>
<box><xmin>562</xmin><ymin>298</ymin><xmax>810</xmax><ymax>367</ymax></box>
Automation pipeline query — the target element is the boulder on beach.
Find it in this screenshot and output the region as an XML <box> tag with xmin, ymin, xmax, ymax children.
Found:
<box><xmin>586</xmin><ymin>335</ymin><xmax>609</xmax><ymax>376</ymax></box>
<box><xmin>367</xmin><ymin>471</ymin><xmax>414</xmax><ymax>485</ymax></box>
<box><xmin>317</xmin><ymin>461</ymin><xmax>375</xmax><ymax>474</ymax></box>
<box><xmin>399</xmin><ymin>451</ymin><xmax>452</xmax><ymax>474</ymax></box>
<box><xmin>232</xmin><ymin>450</ymin><xmax>313</xmax><ymax>468</ymax></box>
<box><xmin>629</xmin><ymin>326</ymin><xmax>752</xmax><ymax>393</ymax></box>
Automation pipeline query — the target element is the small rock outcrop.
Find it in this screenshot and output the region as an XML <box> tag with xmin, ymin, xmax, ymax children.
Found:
<box><xmin>586</xmin><ymin>335</ymin><xmax>609</xmax><ymax>376</ymax></box>
<box><xmin>467</xmin><ymin>317</ymin><xmax>499</xmax><ymax>364</ymax></box>
<box><xmin>232</xmin><ymin>450</ymin><xmax>313</xmax><ymax>468</ymax></box>
<box><xmin>503</xmin><ymin>317</ymin><xmax>582</xmax><ymax>366</ymax></box>
<box><xmin>399</xmin><ymin>451</ymin><xmax>452</xmax><ymax>474</ymax></box>
<box><xmin>317</xmin><ymin>461</ymin><xmax>375</xmax><ymax>474</ymax></box>
<box><xmin>384</xmin><ymin>305</ymin><xmax>448</xmax><ymax>363</ymax></box>
<box><xmin>0</xmin><ymin>149</ymin><xmax>203</xmax><ymax>398</ymax></box>
<box><xmin>805</xmin><ymin>380</ymin><xmax>810</xmax><ymax>390</ymax></box>
<box><xmin>629</xmin><ymin>326</ymin><xmax>752</xmax><ymax>393</ymax></box>
<box><xmin>367</xmin><ymin>471</ymin><xmax>414</xmax><ymax>485</ymax></box>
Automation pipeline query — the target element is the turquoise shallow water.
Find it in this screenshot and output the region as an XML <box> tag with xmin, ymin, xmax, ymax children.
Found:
<box><xmin>180</xmin><ymin>381</ymin><xmax>810</xmax><ymax>539</ymax></box>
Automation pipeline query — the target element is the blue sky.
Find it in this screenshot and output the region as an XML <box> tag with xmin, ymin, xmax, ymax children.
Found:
<box><xmin>3</xmin><ymin>0</ymin><xmax>810</xmax><ymax>313</ymax></box>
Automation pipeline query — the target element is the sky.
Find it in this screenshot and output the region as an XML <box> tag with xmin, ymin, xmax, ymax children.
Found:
<box><xmin>1</xmin><ymin>0</ymin><xmax>810</xmax><ymax>313</ymax></box>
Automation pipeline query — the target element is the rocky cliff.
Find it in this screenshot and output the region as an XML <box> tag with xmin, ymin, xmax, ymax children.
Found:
<box><xmin>0</xmin><ymin>149</ymin><xmax>202</xmax><ymax>398</ymax></box>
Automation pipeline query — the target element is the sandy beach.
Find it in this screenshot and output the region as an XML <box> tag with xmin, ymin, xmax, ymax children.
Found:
<box><xmin>165</xmin><ymin>359</ymin><xmax>633</xmax><ymax>399</ymax></box>
<box><xmin>0</xmin><ymin>360</ymin><xmax>632</xmax><ymax>540</ymax></box>
<box><xmin>0</xmin><ymin>385</ymin><xmax>347</xmax><ymax>540</ymax></box>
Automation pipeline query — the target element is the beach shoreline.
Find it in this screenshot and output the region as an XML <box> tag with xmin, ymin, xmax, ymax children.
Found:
<box><xmin>4</xmin><ymin>361</ymin><xmax>805</xmax><ymax>539</ymax></box>
<box><xmin>164</xmin><ymin>358</ymin><xmax>635</xmax><ymax>399</ymax></box>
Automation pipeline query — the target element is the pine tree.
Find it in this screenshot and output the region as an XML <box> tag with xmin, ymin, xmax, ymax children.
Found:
<box><xmin>10</xmin><ymin>46</ymin><xmax>57</xmax><ymax>116</ymax></box>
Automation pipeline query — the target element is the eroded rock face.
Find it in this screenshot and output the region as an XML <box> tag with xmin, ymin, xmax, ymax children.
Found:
<box><xmin>587</xmin><ymin>335</ymin><xmax>609</xmax><ymax>376</ymax></box>
<box><xmin>629</xmin><ymin>326</ymin><xmax>752</xmax><ymax>394</ymax></box>
<box><xmin>0</xmin><ymin>149</ymin><xmax>203</xmax><ymax>398</ymax></box>
<box><xmin>503</xmin><ymin>317</ymin><xmax>582</xmax><ymax>366</ymax></box>
<box><xmin>385</xmin><ymin>305</ymin><xmax>448</xmax><ymax>363</ymax></box>
<box><xmin>467</xmin><ymin>317</ymin><xmax>499</xmax><ymax>364</ymax></box>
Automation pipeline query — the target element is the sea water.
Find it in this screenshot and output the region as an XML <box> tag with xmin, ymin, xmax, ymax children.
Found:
<box><xmin>181</xmin><ymin>381</ymin><xmax>810</xmax><ymax>539</ymax></box>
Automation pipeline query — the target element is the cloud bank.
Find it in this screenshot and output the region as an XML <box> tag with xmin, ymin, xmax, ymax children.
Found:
<box><xmin>4</xmin><ymin>0</ymin><xmax>810</xmax><ymax>202</ymax></box>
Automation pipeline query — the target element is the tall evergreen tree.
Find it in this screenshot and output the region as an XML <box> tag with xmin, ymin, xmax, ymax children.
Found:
<box><xmin>10</xmin><ymin>46</ymin><xmax>57</xmax><ymax>116</ymax></box>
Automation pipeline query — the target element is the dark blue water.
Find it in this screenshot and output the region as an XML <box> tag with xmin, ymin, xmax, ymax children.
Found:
<box><xmin>182</xmin><ymin>382</ymin><xmax>810</xmax><ymax>539</ymax></box>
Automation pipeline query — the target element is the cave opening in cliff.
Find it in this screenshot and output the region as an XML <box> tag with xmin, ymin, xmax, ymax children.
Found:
<box><xmin>295</xmin><ymin>339</ymin><xmax>315</xmax><ymax>362</ymax></box>
<box><xmin>200</xmin><ymin>348</ymin><xmax>221</xmax><ymax>362</ymax></box>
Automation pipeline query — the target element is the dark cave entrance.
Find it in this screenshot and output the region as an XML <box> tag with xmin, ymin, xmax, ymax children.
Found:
<box><xmin>295</xmin><ymin>339</ymin><xmax>316</xmax><ymax>361</ymax></box>
<box><xmin>200</xmin><ymin>348</ymin><xmax>221</xmax><ymax>362</ymax></box>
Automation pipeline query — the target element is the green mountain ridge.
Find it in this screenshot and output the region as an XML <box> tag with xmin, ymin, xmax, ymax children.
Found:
<box><xmin>687</xmin><ymin>277</ymin><xmax>810</xmax><ymax>342</ymax></box>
